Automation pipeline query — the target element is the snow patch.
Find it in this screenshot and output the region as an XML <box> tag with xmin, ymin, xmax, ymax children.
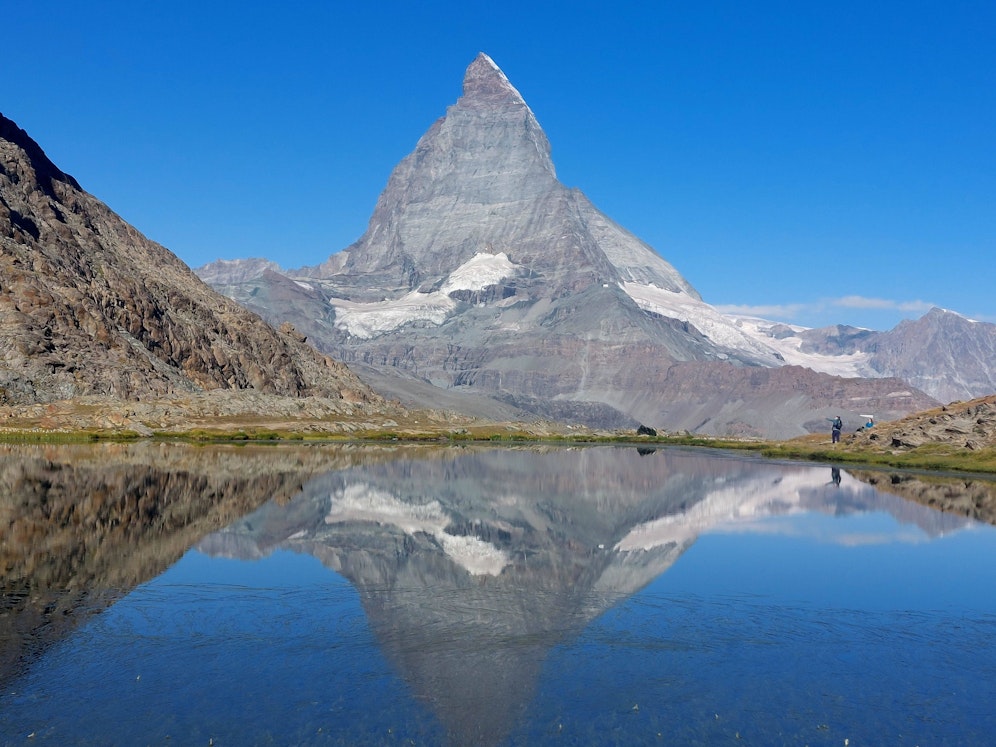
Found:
<box><xmin>437</xmin><ymin>534</ymin><xmax>510</xmax><ymax>577</ymax></box>
<box><xmin>331</xmin><ymin>291</ymin><xmax>457</xmax><ymax>339</ymax></box>
<box><xmin>616</xmin><ymin>469</ymin><xmax>875</xmax><ymax>552</ymax></box>
<box><xmin>621</xmin><ymin>281</ymin><xmax>880</xmax><ymax>377</ymax></box>
<box><xmin>620</xmin><ymin>282</ymin><xmax>780</xmax><ymax>360</ymax></box>
<box><xmin>441</xmin><ymin>251</ymin><xmax>518</xmax><ymax>293</ymax></box>
<box><xmin>729</xmin><ymin>317</ymin><xmax>874</xmax><ymax>377</ymax></box>
<box><xmin>330</xmin><ymin>252</ymin><xmax>520</xmax><ymax>338</ymax></box>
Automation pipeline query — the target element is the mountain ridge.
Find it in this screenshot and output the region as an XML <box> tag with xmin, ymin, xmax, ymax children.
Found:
<box><xmin>0</xmin><ymin>110</ymin><xmax>382</xmax><ymax>411</ymax></box>
<box><xmin>198</xmin><ymin>54</ymin><xmax>947</xmax><ymax>438</ymax></box>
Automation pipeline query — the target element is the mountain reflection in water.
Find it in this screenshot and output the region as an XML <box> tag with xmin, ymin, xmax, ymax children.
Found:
<box><xmin>2</xmin><ymin>443</ymin><xmax>994</xmax><ymax>745</ymax></box>
<box><xmin>198</xmin><ymin>446</ymin><xmax>976</xmax><ymax>746</ymax></box>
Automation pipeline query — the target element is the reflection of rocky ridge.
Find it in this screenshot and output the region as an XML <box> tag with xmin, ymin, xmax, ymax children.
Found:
<box><xmin>0</xmin><ymin>442</ymin><xmax>394</xmax><ymax>687</ymax></box>
<box><xmin>850</xmin><ymin>469</ymin><xmax>996</xmax><ymax>525</ymax></box>
<box><xmin>200</xmin><ymin>446</ymin><xmax>970</xmax><ymax>745</ymax></box>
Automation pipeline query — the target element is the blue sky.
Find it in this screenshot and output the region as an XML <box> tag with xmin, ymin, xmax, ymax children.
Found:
<box><xmin>5</xmin><ymin>1</ymin><xmax>994</xmax><ymax>330</ymax></box>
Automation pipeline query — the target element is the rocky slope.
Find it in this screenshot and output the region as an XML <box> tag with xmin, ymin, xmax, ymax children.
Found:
<box><xmin>0</xmin><ymin>113</ymin><xmax>379</xmax><ymax>409</ymax></box>
<box><xmin>198</xmin><ymin>54</ymin><xmax>939</xmax><ymax>438</ymax></box>
<box><xmin>865</xmin><ymin>310</ymin><xmax>996</xmax><ymax>403</ymax></box>
<box><xmin>874</xmin><ymin>393</ymin><xmax>996</xmax><ymax>451</ymax></box>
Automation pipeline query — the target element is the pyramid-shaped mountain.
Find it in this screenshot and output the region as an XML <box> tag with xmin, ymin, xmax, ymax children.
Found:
<box><xmin>200</xmin><ymin>54</ymin><xmax>937</xmax><ymax>437</ymax></box>
<box><xmin>0</xmin><ymin>113</ymin><xmax>375</xmax><ymax>407</ymax></box>
<box><xmin>312</xmin><ymin>53</ymin><xmax>697</xmax><ymax>299</ymax></box>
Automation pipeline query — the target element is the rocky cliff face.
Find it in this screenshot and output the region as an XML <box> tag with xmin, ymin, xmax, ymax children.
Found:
<box><xmin>0</xmin><ymin>113</ymin><xmax>378</xmax><ymax>406</ymax></box>
<box><xmin>199</xmin><ymin>54</ymin><xmax>939</xmax><ymax>438</ymax></box>
<box><xmin>304</xmin><ymin>54</ymin><xmax>697</xmax><ymax>299</ymax></box>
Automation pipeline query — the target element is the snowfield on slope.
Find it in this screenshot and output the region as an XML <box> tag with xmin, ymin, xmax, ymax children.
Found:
<box><xmin>324</xmin><ymin>483</ymin><xmax>510</xmax><ymax>576</ymax></box>
<box><xmin>330</xmin><ymin>252</ymin><xmax>519</xmax><ymax>338</ymax></box>
<box><xmin>729</xmin><ymin>317</ymin><xmax>874</xmax><ymax>378</ymax></box>
<box><xmin>621</xmin><ymin>281</ymin><xmax>879</xmax><ymax>378</ymax></box>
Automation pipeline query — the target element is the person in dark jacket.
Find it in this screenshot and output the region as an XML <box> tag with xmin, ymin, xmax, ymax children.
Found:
<box><xmin>830</xmin><ymin>415</ymin><xmax>843</xmax><ymax>443</ymax></box>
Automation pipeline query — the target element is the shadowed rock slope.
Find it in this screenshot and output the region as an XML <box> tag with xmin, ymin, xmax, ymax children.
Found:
<box><xmin>0</xmin><ymin>113</ymin><xmax>378</xmax><ymax>408</ymax></box>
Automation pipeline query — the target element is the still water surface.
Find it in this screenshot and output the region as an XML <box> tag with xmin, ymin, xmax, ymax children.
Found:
<box><xmin>2</xmin><ymin>443</ymin><xmax>996</xmax><ymax>745</ymax></box>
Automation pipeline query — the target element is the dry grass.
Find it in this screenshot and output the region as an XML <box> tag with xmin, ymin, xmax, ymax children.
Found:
<box><xmin>3</xmin><ymin>395</ymin><xmax>996</xmax><ymax>475</ymax></box>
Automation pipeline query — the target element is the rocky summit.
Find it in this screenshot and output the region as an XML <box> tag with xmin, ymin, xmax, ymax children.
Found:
<box><xmin>201</xmin><ymin>54</ymin><xmax>938</xmax><ymax>438</ymax></box>
<box><xmin>0</xmin><ymin>112</ymin><xmax>378</xmax><ymax>409</ymax></box>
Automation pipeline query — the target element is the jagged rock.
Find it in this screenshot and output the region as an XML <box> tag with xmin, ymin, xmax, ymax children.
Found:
<box><xmin>879</xmin><ymin>394</ymin><xmax>996</xmax><ymax>450</ymax></box>
<box><xmin>0</xmin><ymin>113</ymin><xmax>381</xmax><ymax>408</ymax></box>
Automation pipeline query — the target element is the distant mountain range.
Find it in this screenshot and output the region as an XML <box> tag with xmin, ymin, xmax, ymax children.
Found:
<box><xmin>197</xmin><ymin>54</ymin><xmax>990</xmax><ymax>437</ymax></box>
<box><xmin>732</xmin><ymin>310</ymin><xmax>996</xmax><ymax>405</ymax></box>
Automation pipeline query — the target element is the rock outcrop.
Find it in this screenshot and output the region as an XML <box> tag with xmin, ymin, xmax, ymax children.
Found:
<box><xmin>880</xmin><ymin>394</ymin><xmax>996</xmax><ymax>450</ymax></box>
<box><xmin>0</xmin><ymin>113</ymin><xmax>379</xmax><ymax>407</ymax></box>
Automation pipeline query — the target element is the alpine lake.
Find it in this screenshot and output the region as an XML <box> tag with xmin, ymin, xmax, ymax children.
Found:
<box><xmin>2</xmin><ymin>441</ymin><xmax>995</xmax><ymax>746</ymax></box>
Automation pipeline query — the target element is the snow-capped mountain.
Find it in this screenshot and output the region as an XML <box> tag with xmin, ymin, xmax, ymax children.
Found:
<box><xmin>199</xmin><ymin>54</ymin><xmax>946</xmax><ymax>437</ymax></box>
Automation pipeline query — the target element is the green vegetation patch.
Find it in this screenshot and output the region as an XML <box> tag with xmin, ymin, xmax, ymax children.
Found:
<box><xmin>760</xmin><ymin>441</ymin><xmax>996</xmax><ymax>475</ymax></box>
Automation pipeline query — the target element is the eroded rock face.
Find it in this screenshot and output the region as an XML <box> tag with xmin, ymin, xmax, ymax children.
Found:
<box><xmin>0</xmin><ymin>113</ymin><xmax>378</xmax><ymax>406</ymax></box>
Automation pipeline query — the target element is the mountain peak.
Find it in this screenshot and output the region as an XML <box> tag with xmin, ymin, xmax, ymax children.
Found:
<box><xmin>1</xmin><ymin>112</ymin><xmax>82</xmax><ymax>197</ymax></box>
<box><xmin>462</xmin><ymin>53</ymin><xmax>527</xmax><ymax>106</ymax></box>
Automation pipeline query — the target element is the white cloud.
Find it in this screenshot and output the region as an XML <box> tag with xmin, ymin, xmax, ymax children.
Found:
<box><xmin>715</xmin><ymin>296</ymin><xmax>936</xmax><ymax>324</ymax></box>
<box><xmin>834</xmin><ymin>295</ymin><xmax>934</xmax><ymax>313</ymax></box>
<box><xmin>714</xmin><ymin>302</ymin><xmax>809</xmax><ymax>319</ymax></box>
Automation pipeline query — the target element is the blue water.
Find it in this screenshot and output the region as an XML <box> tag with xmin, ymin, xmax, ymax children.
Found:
<box><xmin>2</xmin><ymin>447</ymin><xmax>996</xmax><ymax>746</ymax></box>
<box><xmin>520</xmin><ymin>524</ymin><xmax>996</xmax><ymax>745</ymax></box>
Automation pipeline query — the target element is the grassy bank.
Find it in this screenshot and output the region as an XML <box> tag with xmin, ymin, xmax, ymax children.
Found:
<box><xmin>3</xmin><ymin>422</ymin><xmax>994</xmax><ymax>476</ymax></box>
<box><xmin>759</xmin><ymin>440</ymin><xmax>996</xmax><ymax>475</ymax></box>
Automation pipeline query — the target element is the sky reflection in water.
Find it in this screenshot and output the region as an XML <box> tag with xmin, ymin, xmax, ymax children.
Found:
<box><xmin>2</xmin><ymin>445</ymin><xmax>995</xmax><ymax>746</ymax></box>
